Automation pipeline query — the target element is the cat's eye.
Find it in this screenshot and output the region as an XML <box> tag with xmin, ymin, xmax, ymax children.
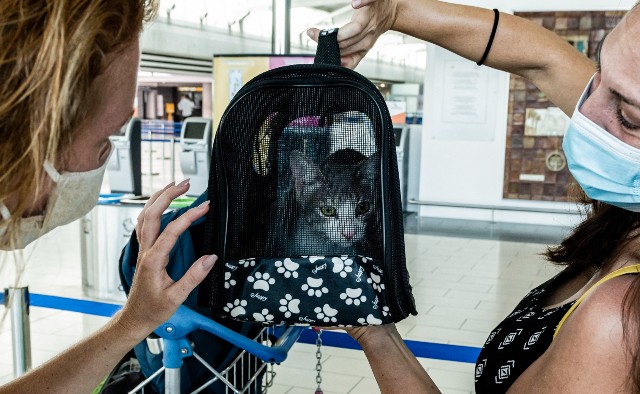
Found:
<box><xmin>355</xmin><ymin>202</ymin><xmax>370</xmax><ymax>215</ymax></box>
<box><xmin>320</xmin><ymin>207</ymin><xmax>337</xmax><ymax>217</ymax></box>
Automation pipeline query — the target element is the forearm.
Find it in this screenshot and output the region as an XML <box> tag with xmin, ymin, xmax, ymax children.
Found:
<box><xmin>356</xmin><ymin>325</ymin><xmax>440</xmax><ymax>393</ymax></box>
<box><xmin>391</xmin><ymin>0</ymin><xmax>595</xmax><ymax>113</ymax></box>
<box><xmin>0</xmin><ymin>311</ymin><xmax>151</xmax><ymax>394</ymax></box>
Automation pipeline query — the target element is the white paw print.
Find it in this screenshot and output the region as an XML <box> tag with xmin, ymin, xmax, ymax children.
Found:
<box><xmin>382</xmin><ymin>306</ymin><xmax>390</xmax><ymax>317</ymax></box>
<box><xmin>340</xmin><ymin>288</ymin><xmax>367</xmax><ymax>306</ymax></box>
<box><xmin>332</xmin><ymin>256</ymin><xmax>354</xmax><ymax>278</ymax></box>
<box><xmin>314</xmin><ymin>304</ymin><xmax>338</xmax><ymax>323</ymax></box>
<box><xmin>253</xmin><ymin>308</ymin><xmax>274</xmax><ymax>323</ymax></box>
<box><xmin>357</xmin><ymin>314</ymin><xmax>383</xmax><ymax>326</ymax></box>
<box><xmin>223</xmin><ymin>299</ymin><xmax>248</xmax><ymax>318</ymax></box>
<box><xmin>279</xmin><ymin>294</ymin><xmax>301</xmax><ymax>318</ymax></box>
<box><xmin>367</xmin><ymin>272</ymin><xmax>385</xmax><ymax>292</ymax></box>
<box><xmin>301</xmin><ymin>278</ymin><xmax>329</xmax><ymax>297</ymax></box>
<box><xmin>239</xmin><ymin>258</ymin><xmax>256</xmax><ymax>268</ymax></box>
<box><xmin>224</xmin><ymin>272</ymin><xmax>236</xmax><ymax>289</ymax></box>
<box><xmin>275</xmin><ymin>258</ymin><xmax>299</xmax><ymax>278</ymax></box>
<box><xmin>247</xmin><ymin>272</ymin><xmax>276</xmax><ymax>291</ymax></box>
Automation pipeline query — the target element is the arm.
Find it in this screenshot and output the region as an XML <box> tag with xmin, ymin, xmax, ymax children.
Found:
<box><xmin>310</xmin><ymin>0</ymin><xmax>596</xmax><ymax>115</ymax></box>
<box><xmin>348</xmin><ymin>324</ymin><xmax>441</xmax><ymax>393</ymax></box>
<box><xmin>0</xmin><ymin>181</ymin><xmax>216</xmax><ymax>394</ymax></box>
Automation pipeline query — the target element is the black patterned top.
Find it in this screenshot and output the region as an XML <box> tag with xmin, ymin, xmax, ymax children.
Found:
<box><xmin>474</xmin><ymin>271</ymin><xmax>574</xmax><ymax>393</ymax></box>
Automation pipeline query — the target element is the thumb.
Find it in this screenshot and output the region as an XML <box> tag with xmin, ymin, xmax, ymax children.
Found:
<box><xmin>306</xmin><ymin>27</ymin><xmax>320</xmax><ymax>42</ymax></box>
<box><xmin>172</xmin><ymin>254</ymin><xmax>217</xmax><ymax>301</ymax></box>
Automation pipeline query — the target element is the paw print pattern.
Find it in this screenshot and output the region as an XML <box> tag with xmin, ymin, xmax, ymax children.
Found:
<box><xmin>279</xmin><ymin>294</ymin><xmax>301</xmax><ymax>318</ymax></box>
<box><xmin>224</xmin><ymin>272</ymin><xmax>236</xmax><ymax>289</ymax></box>
<box><xmin>367</xmin><ymin>272</ymin><xmax>385</xmax><ymax>292</ymax></box>
<box><xmin>340</xmin><ymin>288</ymin><xmax>367</xmax><ymax>306</ymax></box>
<box><xmin>253</xmin><ymin>308</ymin><xmax>274</xmax><ymax>323</ymax></box>
<box><xmin>239</xmin><ymin>258</ymin><xmax>256</xmax><ymax>268</ymax></box>
<box><xmin>332</xmin><ymin>256</ymin><xmax>354</xmax><ymax>278</ymax></box>
<box><xmin>301</xmin><ymin>277</ymin><xmax>329</xmax><ymax>297</ymax></box>
<box><xmin>314</xmin><ymin>304</ymin><xmax>338</xmax><ymax>323</ymax></box>
<box><xmin>223</xmin><ymin>299</ymin><xmax>247</xmax><ymax>318</ymax></box>
<box><xmin>275</xmin><ymin>258</ymin><xmax>299</xmax><ymax>278</ymax></box>
<box><xmin>247</xmin><ymin>272</ymin><xmax>275</xmax><ymax>291</ymax></box>
<box><xmin>381</xmin><ymin>306</ymin><xmax>390</xmax><ymax>317</ymax></box>
<box><xmin>357</xmin><ymin>314</ymin><xmax>383</xmax><ymax>326</ymax></box>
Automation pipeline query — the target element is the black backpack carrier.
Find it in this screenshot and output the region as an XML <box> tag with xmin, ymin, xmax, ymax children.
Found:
<box><xmin>199</xmin><ymin>29</ymin><xmax>417</xmax><ymax>326</ymax></box>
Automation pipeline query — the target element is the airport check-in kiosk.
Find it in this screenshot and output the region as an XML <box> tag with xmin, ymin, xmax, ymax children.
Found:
<box><xmin>107</xmin><ymin>118</ymin><xmax>142</xmax><ymax>196</ymax></box>
<box><xmin>394</xmin><ymin>125</ymin><xmax>410</xmax><ymax>211</ymax></box>
<box><xmin>180</xmin><ymin>117</ymin><xmax>213</xmax><ymax>196</ymax></box>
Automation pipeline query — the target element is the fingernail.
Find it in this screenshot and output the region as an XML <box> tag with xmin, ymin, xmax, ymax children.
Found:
<box><xmin>198</xmin><ymin>200</ymin><xmax>210</xmax><ymax>209</ymax></box>
<box><xmin>178</xmin><ymin>178</ymin><xmax>190</xmax><ymax>187</ymax></box>
<box><xmin>352</xmin><ymin>0</ymin><xmax>361</xmax><ymax>7</ymax></box>
<box><xmin>306</xmin><ymin>29</ymin><xmax>313</xmax><ymax>38</ymax></box>
<box><xmin>202</xmin><ymin>255</ymin><xmax>217</xmax><ymax>270</ymax></box>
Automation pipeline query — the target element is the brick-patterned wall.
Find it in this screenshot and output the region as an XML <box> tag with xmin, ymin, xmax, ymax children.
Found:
<box><xmin>503</xmin><ymin>11</ymin><xmax>626</xmax><ymax>201</ymax></box>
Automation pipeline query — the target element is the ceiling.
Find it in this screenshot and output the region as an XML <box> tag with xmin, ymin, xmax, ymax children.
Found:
<box><xmin>158</xmin><ymin>0</ymin><xmax>427</xmax><ymax>68</ymax></box>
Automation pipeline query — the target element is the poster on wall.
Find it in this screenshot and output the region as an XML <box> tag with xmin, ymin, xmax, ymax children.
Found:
<box><xmin>524</xmin><ymin>107</ymin><xmax>570</xmax><ymax>137</ymax></box>
<box><xmin>442</xmin><ymin>61</ymin><xmax>488</xmax><ymax>124</ymax></box>
<box><xmin>427</xmin><ymin>47</ymin><xmax>501</xmax><ymax>143</ymax></box>
<box><xmin>228</xmin><ymin>69</ymin><xmax>243</xmax><ymax>100</ymax></box>
<box><xmin>213</xmin><ymin>55</ymin><xmax>314</xmax><ymax>132</ymax></box>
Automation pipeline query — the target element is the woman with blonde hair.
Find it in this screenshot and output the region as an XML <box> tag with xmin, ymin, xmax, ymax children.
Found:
<box><xmin>309</xmin><ymin>0</ymin><xmax>640</xmax><ymax>392</ymax></box>
<box><xmin>0</xmin><ymin>1</ymin><xmax>217</xmax><ymax>392</ymax></box>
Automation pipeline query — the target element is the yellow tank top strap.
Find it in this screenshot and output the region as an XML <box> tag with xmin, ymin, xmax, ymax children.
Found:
<box><xmin>553</xmin><ymin>264</ymin><xmax>640</xmax><ymax>340</ymax></box>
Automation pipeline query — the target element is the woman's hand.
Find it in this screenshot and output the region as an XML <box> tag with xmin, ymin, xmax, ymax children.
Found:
<box><xmin>307</xmin><ymin>0</ymin><xmax>399</xmax><ymax>69</ymax></box>
<box><xmin>116</xmin><ymin>180</ymin><xmax>216</xmax><ymax>334</ymax></box>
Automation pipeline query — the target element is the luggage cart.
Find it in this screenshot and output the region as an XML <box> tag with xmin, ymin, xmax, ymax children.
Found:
<box><xmin>129</xmin><ymin>305</ymin><xmax>306</xmax><ymax>394</ymax></box>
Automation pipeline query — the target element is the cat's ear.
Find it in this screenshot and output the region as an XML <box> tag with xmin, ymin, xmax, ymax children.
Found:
<box><xmin>358</xmin><ymin>152</ymin><xmax>379</xmax><ymax>181</ymax></box>
<box><xmin>290</xmin><ymin>150</ymin><xmax>323</xmax><ymax>197</ymax></box>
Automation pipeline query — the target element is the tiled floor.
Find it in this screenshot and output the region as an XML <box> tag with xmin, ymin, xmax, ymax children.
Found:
<box><xmin>0</xmin><ymin>212</ymin><xmax>568</xmax><ymax>393</ymax></box>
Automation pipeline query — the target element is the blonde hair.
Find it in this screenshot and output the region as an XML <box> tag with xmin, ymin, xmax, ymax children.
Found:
<box><xmin>0</xmin><ymin>0</ymin><xmax>157</xmax><ymax>246</ymax></box>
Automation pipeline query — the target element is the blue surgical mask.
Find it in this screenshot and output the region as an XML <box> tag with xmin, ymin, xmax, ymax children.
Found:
<box><xmin>563</xmin><ymin>75</ymin><xmax>640</xmax><ymax>212</ymax></box>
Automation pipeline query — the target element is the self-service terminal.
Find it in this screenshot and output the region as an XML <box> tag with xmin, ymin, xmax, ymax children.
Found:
<box><xmin>107</xmin><ymin>118</ymin><xmax>142</xmax><ymax>196</ymax></box>
<box><xmin>394</xmin><ymin>125</ymin><xmax>410</xmax><ymax>211</ymax></box>
<box><xmin>180</xmin><ymin>117</ymin><xmax>212</xmax><ymax>196</ymax></box>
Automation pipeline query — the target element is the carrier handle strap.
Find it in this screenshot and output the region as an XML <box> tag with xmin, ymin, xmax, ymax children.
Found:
<box><xmin>314</xmin><ymin>28</ymin><xmax>341</xmax><ymax>66</ymax></box>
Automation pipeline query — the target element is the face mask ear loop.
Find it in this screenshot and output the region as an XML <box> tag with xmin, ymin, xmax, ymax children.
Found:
<box><xmin>42</xmin><ymin>161</ymin><xmax>61</xmax><ymax>183</ymax></box>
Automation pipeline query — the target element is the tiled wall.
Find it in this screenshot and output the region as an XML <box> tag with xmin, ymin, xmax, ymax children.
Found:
<box><xmin>503</xmin><ymin>11</ymin><xmax>626</xmax><ymax>201</ymax></box>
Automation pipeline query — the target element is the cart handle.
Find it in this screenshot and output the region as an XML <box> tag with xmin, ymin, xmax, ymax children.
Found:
<box><xmin>155</xmin><ymin>305</ymin><xmax>306</xmax><ymax>364</ymax></box>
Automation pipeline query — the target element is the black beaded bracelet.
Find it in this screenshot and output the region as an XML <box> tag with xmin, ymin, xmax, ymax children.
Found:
<box><xmin>477</xmin><ymin>9</ymin><xmax>500</xmax><ymax>66</ymax></box>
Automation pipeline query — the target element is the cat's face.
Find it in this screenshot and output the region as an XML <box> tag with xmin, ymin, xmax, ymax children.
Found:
<box><xmin>290</xmin><ymin>149</ymin><xmax>377</xmax><ymax>248</ymax></box>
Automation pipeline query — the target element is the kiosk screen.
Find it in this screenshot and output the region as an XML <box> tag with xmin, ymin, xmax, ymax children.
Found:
<box><xmin>184</xmin><ymin>122</ymin><xmax>207</xmax><ymax>140</ymax></box>
<box><xmin>394</xmin><ymin>127</ymin><xmax>403</xmax><ymax>147</ymax></box>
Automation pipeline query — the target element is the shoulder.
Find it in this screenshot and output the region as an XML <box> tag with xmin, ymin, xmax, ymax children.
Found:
<box><xmin>509</xmin><ymin>274</ymin><xmax>637</xmax><ymax>393</ymax></box>
<box><xmin>560</xmin><ymin>274</ymin><xmax>635</xmax><ymax>344</ymax></box>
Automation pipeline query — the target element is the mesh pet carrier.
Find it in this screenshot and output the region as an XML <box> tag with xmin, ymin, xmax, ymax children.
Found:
<box><xmin>199</xmin><ymin>29</ymin><xmax>417</xmax><ymax>327</ymax></box>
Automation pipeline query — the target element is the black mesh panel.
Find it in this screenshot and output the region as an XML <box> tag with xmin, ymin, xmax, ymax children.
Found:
<box><xmin>201</xmin><ymin>63</ymin><xmax>417</xmax><ymax>323</ymax></box>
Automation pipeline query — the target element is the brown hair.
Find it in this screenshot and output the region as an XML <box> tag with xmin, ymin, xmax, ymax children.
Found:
<box><xmin>0</xmin><ymin>0</ymin><xmax>157</xmax><ymax>246</ymax></box>
<box><xmin>546</xmin><ymin>195</ymin><xmax>640</xmax><ymax>391</ymax></box>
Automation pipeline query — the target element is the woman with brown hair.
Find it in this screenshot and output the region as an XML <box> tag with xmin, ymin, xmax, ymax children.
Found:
<box><xmin>0</xmin><ymin>1</ymin><xmax>217</xmax><ymax>392</ymax></box>
<box><xmin>310</xmin><ymin>0</ymin><xmax>640</xmax><ymax>392</ymax></box>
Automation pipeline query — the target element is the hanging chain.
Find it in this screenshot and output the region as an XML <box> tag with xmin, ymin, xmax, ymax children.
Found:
<box><xmin>314</xmin><ymin>328</ymin><xmax>323</xmax><ymax>394</ymax></box>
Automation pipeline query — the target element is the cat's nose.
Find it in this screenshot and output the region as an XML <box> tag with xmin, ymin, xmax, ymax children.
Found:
<box><xmin>342</xmin><ymin>230</ymin><xmax>355</xmax><ymax>241</ymax></box>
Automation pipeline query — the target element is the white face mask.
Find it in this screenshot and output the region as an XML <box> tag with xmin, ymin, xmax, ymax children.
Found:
<box><xmin>0</xmin><ymin>143</ymin><xmax>113</xmax><ymax>250</ymax></box>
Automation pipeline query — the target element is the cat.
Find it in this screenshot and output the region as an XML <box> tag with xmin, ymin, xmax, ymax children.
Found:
<box><xmin>276</xmin><ymin>148</ymin><xmax>379</xmax><ymax>256</ymax></box>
